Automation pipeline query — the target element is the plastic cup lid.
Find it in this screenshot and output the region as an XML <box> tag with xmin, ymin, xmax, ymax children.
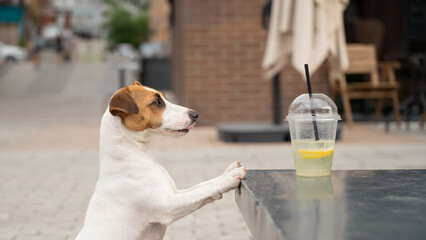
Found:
<box><xmin>285</xmin><ymin>94</ymin><xmax>341</xmax><ymax>121</ymax></box>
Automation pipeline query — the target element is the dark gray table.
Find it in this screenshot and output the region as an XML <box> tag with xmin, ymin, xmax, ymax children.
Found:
<box><xmin>235</xmin><ymin>170</ymin><xmax>426</xmax><ymax>240</ymax></box>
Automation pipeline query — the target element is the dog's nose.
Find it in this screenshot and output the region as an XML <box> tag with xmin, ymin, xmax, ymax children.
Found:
<box><xmin>188</xmin><ymin>110</ymin><xmax>198</xmax><ymax>121</ymax></box>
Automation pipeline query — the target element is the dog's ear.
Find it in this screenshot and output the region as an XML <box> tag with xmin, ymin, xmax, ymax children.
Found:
<box><xmin>131</xmin><ymin>81</ymin><xmax>142</xmax><ymax>86</ymax></box>
<box><xmin>109</xmin><ymin>88</ymin><xmax>139</xmax><ymax>117</ymax></box>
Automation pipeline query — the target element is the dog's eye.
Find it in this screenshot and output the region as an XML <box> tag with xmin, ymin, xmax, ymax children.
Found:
<box><xmin>152</xmin><ymin>98</ymin><xmax>162</xmax><ymax>106</ymax></box>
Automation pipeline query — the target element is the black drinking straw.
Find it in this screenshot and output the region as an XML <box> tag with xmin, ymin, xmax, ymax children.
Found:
<box><xmin>304</xmin><ymin>64</ymin><xmax>320</xmax><ymax>141</ymax></box>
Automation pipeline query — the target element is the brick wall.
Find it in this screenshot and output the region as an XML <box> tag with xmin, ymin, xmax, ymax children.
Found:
<box><xmin>172</xmin><ymin>0</ymin><xmax>329</xmax><ymax>125</ymax></box>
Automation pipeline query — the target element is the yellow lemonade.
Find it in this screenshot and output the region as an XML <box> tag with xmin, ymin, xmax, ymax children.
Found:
<box><xmin>292</xmin><ymin>140</ymin><xmax>335</xmax><ymax>177</ymax></box>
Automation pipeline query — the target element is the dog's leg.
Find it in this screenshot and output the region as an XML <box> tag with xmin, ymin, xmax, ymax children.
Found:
<box><xmin>177</xmin><ymin>161</ymin><xmax>242</xmax><ymax>193</ymax></box>
<box><xmin>155</xmin><ymin>165</ymin><xmax>247</xmax><ymax>225</ymax></box>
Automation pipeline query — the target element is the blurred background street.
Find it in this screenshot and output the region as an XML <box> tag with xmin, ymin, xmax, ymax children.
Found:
<box><xmin>1</xmin><ymin>0</ymin><xmax>426</xmax><ymax>239</ymax></box>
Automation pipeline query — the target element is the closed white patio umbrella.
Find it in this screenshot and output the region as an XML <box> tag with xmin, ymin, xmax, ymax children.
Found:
<box><xmin>263</xmin><ymin>0</ymin><xmax>349</xmax><ymax>79</ymax></box>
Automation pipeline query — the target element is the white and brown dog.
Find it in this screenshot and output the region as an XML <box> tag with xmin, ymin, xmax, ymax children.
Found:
<box><xmin>75</xmin><ymin>81</ymin><xmax>247</xmax><ymax>240</ymax></box>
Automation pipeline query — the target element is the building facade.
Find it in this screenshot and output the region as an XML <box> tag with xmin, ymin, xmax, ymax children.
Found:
<box><xmin>171</xmin><ymin>0</ymin><xmax>329</xmax><ymax>125</ymax></box>
<box><xmin>0</xmin><ymin>0</ymin><xmax>25</xmax><ymax>45</ymax></box>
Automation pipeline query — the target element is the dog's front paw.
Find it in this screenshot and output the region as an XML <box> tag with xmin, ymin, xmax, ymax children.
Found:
<box><xmin>218</xmin><ymin>166</ymin><xmax>247</xmax><ymax>193</ymax></box>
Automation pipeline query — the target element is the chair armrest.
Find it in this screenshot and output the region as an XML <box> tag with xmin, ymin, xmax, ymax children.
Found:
<box><xmin>378</xmin><ymin>61</ymin><xmax>400</xmax><ymax>84</ymax></box>
<box><xmin>378</xmin><ymin>61</ymin><xmax>401</xmax><ymax>70</ymax></box>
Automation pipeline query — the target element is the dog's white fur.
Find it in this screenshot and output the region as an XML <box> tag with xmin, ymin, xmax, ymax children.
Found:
<box><xmin>75</xmin><ymin>86</ymin><xmax>246</xmax><ymax>240</ymax></box>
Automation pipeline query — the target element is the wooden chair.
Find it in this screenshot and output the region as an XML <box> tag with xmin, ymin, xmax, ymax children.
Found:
<box><xmin>328</xmin><ymin>44</ymin><xmax>402</xmax><ymax>126</ymax></box>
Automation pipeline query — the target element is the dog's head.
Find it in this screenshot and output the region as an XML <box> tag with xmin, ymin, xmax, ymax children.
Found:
<box><xmin>109</xmin><ymin>81</ymin><xmax>197</xmax><ymax>137</ymax></box>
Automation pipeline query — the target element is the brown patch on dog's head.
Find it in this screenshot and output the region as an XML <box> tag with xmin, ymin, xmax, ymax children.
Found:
<box><xmin>109</xmin><ymin>81</ymin><xmax>165</xmax><ymax>131</ymax></box>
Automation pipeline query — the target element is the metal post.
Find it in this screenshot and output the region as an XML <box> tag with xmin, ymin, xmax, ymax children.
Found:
<box><xmin>119</xmin><ymin>68</ymin><xmax>125</xmax><ymax>88</ymax></box>
<box><xmin>273</xmin><ymin>73</ymin><xmax>281</xmax><ymax>125</ymax></box>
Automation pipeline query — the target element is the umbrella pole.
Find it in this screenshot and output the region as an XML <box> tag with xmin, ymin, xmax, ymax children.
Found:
<box><xmin>273</xmin><ymin>73</ymin><xmax>282</xmax><ymax>125</ymax></box>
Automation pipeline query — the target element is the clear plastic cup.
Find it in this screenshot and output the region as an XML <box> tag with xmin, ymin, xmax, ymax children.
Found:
<box><xmin>285</xmin><ymin>94</ymin><xmax>341</xmax><ymax>177</ymax></box>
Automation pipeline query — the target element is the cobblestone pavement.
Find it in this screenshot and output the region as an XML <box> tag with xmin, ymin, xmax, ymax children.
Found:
<box><xmin>1</xmin><ymin>43</ymin><xmax>426</xmax><ymax>240</ymax></box>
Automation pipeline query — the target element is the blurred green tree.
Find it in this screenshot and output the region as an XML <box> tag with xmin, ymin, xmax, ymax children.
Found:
<box><xmin>102</xmin><ymin>2</ymin><xmax>148</xmax><ymax>50</ymax></box>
